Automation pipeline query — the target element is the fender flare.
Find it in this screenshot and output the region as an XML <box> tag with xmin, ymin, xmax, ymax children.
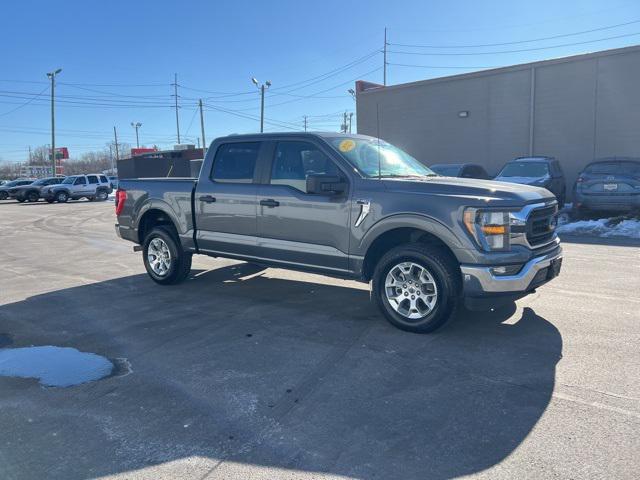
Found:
<box><xmin>357</xmin><ymin>213</ymin><xmax>465</xmax><ymax>259</ymax></box>
<box><xmin>135</xmin><ymin>199</ymin><xmax>189</xmax><ymax>241</ymax></box>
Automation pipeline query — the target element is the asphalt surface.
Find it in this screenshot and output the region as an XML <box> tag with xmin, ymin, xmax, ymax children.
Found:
<box><xmin>0</xmin><ymin>199</ymin><xmax>639</xmax><ymax>480</ymax></box>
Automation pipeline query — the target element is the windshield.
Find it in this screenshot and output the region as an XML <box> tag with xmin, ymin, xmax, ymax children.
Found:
<box><xmin>430</xmin><ymin>165</ymin><xmax>461</xmax><ymax>176</ymax></box>
<box><xmin>586</xmin><ymin>161</ymin><xmax>640</xmax><ymax>176</ymax></box>
<box><xmin>32</xmin><ymin>178</ymin><xmax>50</xmax><ymax>186</ymax></box>
<box><xmin>62</xmin><ymin>176</ymin><xmax>76</xmax><ymax>184</ymax></box>
<box><xmin>328</xmin><ymin>137</ymin><xmax>435</xmax><ymax>178</ymax></box>
<box><xmin>498</xmin><ymin>162</ymin><xmax>549</xmax><ymax>178</ymax></box>
<box><xmin>5</xmin><ymin>180</ymin><xmax>29</xmax><ymax>187</ymax></box>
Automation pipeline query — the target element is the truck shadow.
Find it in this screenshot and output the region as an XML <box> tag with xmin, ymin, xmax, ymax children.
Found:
<box><xmin>0</xmin><ymin>263</ymin><xmax>562</xmax><ymax>480</ymax></box>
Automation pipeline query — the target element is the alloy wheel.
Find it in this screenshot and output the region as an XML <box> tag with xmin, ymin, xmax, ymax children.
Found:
<box><xmin>384</xmin><ymin>262</ymin><xmax>438</xmax><ymax>320</ymax></box>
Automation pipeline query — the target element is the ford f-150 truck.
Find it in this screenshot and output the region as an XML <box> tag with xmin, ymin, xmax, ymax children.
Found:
<box><xmin>115</xmin><ymin>133</ymin><xmax>562</xmax><ymax>333</ymax></box>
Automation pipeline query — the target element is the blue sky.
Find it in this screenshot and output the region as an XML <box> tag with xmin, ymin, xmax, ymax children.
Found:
<box><xmin>1</xmin><ymin>0</ymin><xmax>639</xmax><ymax>162</ymax></box>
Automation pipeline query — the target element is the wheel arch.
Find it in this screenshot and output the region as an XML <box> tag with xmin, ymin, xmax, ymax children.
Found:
<box><xmin>359</xmin><ymin>215</ymin><xmax>463</xmax><ymax>282</ymax></box>
<box><xmin>137</xmin><ymin>207</ymin><xmax>181</xmax><ymax>245</ymax></box>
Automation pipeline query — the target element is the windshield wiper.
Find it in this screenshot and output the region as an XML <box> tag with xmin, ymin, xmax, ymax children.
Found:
<box><xmin>379</xmin><ymin>174</ymin><xmax>437</xmax><ymax>179</ymax></box>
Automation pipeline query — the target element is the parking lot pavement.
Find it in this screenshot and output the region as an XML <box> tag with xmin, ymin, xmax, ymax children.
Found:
<box><xmin>0</xmin><ymin>200</ymin><xmax>639</xmax><ymax>480</ymax></box>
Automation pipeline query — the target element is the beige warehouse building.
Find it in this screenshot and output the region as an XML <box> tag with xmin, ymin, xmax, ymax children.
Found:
<box><xmin>355</xmin><ymin>45</ymin><xmax>640</xmax><ymax>197</ymax></box>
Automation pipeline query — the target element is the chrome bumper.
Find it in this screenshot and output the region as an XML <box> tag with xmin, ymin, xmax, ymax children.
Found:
<box><xmin>461</xmin><ymin>247</ymin><xmax>563</xmax><ymax>294</ymax></box>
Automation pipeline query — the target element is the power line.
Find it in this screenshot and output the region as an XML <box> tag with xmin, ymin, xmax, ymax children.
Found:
<box><xmin>388</xmin><ymin>62</ymin><xmax>497</xmax><ymax>69</ymax></box>
<box><xmin>389</xmin><ymin>19</ymin><xmax>640</xmax><ymax>49</ymax></box>
<box><xmin>387</xmin><ymin>31</ymin><xmax>640</xmax><ymax>56</ymax></box>
<box><xmin>0</xmin><ymin>86</ymin><xmax>49</xmax><ymax>117</ymax></box>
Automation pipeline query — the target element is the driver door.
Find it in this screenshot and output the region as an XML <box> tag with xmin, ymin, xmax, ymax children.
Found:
<box><xmin>256</xmin><ymin>140</ymin><xmax>351</xmax><ymax>273</ymax></box>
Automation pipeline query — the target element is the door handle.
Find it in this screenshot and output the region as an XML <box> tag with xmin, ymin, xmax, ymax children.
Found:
<box><xmin>260</xmin><ymin>199</ymin><xmax>279</xmax><ymax>208</ymax></box>
<box><xmin>199</xmin><ymin>195</ymin><xmax>216</xmax><ymax>203</ymax></box>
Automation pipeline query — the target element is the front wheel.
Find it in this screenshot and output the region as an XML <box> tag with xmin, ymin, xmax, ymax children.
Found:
<box><xmin>142</xmin><ymin>226</ymin><xmax>192</xmax><ymax>285</ymax></box>
<box><xmin>0</xmin><ymin>192</ymin><xmax>7</xmax><ymax>200</ymax></box>
<box><xmin>27</xmin><ymin>191</ymin><xmax>39</xmax><ymax>202</ymax></box>
<box><xmin>372</xmin><ymin>243</ymin><xmax>461</xmax><ymax>333</ymax></box>
<box><xmin>55</xmin><ymin>191</ymin><xmax>68</xmax><ymax>203</ymax></box>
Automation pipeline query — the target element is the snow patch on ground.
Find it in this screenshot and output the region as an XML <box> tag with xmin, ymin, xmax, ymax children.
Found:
<box><xmin>557</xmin><ymin>217</ymin><xmax>640</xmax><ymax>239</ymax></box>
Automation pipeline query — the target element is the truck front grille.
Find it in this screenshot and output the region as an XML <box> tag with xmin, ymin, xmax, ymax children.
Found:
<box><xmin>526</xmin><ymin>205</ymin><xmax>558</xmax><ymax>247</ymax></box>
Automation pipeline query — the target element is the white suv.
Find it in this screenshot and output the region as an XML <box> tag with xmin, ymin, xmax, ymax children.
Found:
<box><xmin>41</xmin><ymin>174</ymin><xmax>113</xmax><ymax>203</ymax></box>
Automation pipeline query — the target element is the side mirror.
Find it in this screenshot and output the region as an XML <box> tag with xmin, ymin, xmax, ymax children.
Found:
<box><xmin>306</xmin><ymin>174</ymin><xmax>347</xmax><ymax>195</ymax></box>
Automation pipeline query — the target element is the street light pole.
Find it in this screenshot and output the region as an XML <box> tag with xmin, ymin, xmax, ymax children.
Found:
<box><xmin>251</xmin><ymin>78</ymin><xmax>271</xmax><ymax>133</ymax></box>
<box><xmin>131</xmin><ymin>122</ymin><xmax>142</xmax><ymax>148</ymax></box>
<box><xmin>46</xmin><ymin>68</ymin><xmax>62</xmax><ymax>176</ymax></box>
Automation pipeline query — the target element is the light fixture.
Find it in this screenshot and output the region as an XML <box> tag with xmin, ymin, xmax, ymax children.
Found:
<box><xmin>458</xmin><ymin>110</ymin><xmax>469</xmax><ymax>118</ymax></box>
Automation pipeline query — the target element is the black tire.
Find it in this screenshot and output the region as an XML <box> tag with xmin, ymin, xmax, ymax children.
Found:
<box><xmin>0</xmin><ymin>192</ymin><xmax>7</xmax><ymax>200</ymax></box>
<box><xmin>17</xmin><ymin>197</ymin><xmax>25</xmax><ymax>203</ymax></box>
<box><xmin>142</xmin><ymin>226</ymin><xmax>192</xmax><ymax>285</ymax></box>
<box><xmin>55</xmin><ymin>191</ymin><xmax>69</xmax><ymax>203</ymax></box>
<box><xmin>27</xmin><ymin>191</ymin><xmax>39</xmax><ymax>202</ymax></box>
<box><xmin>95</xmin><ymin>189</ymin><xmax>108</xmax><ymax>201</ymax></box>
<box><xmin>372</xmin><ymin>243</ymin><xmax>461</xmax><ymax>334</ymax></box>
<box><xmin>46</xmin><ymin>198</ymin><xmax>55</xmax><ymax>203</ymax></box>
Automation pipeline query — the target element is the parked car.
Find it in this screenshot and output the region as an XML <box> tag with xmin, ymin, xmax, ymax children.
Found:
<box><xmin>495</xmin><ymin>156</ymin><xmax>566</xmax><ymax>207</ymax></box>
<box><xmin>0</xmin><ymin>179</ymin><xmax>35</xmax><ymax>200</ymax></box>
<box><xmin>115</xmin><ymin>133</ymin><xmax>562</xmax><ymax>334</ymax></box>
<box><xmin>108</xmin><ymin>176</ymin><xmax>119</xmax><ymax>190</ymax></box>
<box><xmin>573</xmin><ymin>158</ymin><xmax>640</xmax><ymax>216</ymax></box>
<box><xmin>8</xmin><ymin>176</ymin><xmax>65</xmax><ymax>202</ymax></box>
<box><xmin>41</xmin><ymin>174</ymin><xmax>112</xmax><ymax>203</ymax></box>
<box><xmin>430</xmin><ymin>163</ymin><xmax>490</xmax><ymax>179</ymax></box>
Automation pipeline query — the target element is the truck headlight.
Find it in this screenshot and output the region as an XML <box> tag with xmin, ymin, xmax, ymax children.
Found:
<box><xmin>463</xmin><ymin>208</ymin><xmax>510</xmax><ymax>251</ymax></box>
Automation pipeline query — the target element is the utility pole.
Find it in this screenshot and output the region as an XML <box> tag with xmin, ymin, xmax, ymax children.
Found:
<box><xmin>383</xmin><ymin>27</ymin><xmax>388</xmax><ymax>86</ymax></box>
<box><xmin>252</xmin><ymin>78</ymin><xmax>271</xmax><ymax>133</ymax></box>
<box><xmin>46</xmin><ymin>68</ymin><xmax>62</xmax><ymax>176</ymax></box>
<box><xmin>113</xmin><ymin>126</ymin><xmax>120</xmax><ymax>163</ymax></box>
<box><xmin>131</xmin><ymin>122</ymin><xmax>142</xmax><ymax>148</ymax></box>
<box><xmin>348</xmin><ymin>112</ymin><xmax>353</xmax><ymax>133</ymax></box>
<box><xmin>342</xmin><ymin>111</ymin><xmax>348</xmax><ymax>133</ymax></box>
<box><xmin>198</xmin><ymin>99</ymin><xmax>206</xmax><ymax>157</ymax></box>
<box><xmin>108</xmin><ymin>144</ymin><xmax>115</xmax><ymax>173</ymax></box>
<box><xmin>28</xmin><ymin>146</ymin><xmax>32</xmax><ymax>163</ymax></box>
<box><xmin>303</xmin><ymin>115</ymin><xmax>308</xmax><ymax>132</ymax></box>
<box><xmin>173</xmin><ymin>73</ymin><xmax>181</xmax><ymax>144</ymax></box>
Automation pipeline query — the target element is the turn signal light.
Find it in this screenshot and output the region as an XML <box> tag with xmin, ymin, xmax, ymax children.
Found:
<box><xmin>481</xmin><ymin>225</ymin><xmax>507</xmax><ymax>235</ymax></box>
<box><xmin>115</xmin><ymin>189</ymin><xmax>127</xmax><ymax>216</ymax></box>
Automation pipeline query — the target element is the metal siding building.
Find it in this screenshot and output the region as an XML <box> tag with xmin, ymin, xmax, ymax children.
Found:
<box><xmin>356</xmin><ymin>45</ymin><xmax>640</xmax><ymax>197</ymax></box>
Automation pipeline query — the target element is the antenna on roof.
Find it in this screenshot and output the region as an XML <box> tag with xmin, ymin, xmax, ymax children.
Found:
<box><xmin>376</xmin><ymin>103</ymin><xmax>382</xmax><ymax>180</ymax></box>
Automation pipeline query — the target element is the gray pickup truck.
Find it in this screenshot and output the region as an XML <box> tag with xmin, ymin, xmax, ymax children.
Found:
<box><xmin>115</xmin><ymin>133</ymin><xmax>562</xmax><ymax>333</ymax></box>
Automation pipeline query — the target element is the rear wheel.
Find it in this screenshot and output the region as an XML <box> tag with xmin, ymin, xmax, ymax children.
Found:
<box><xmin>142</xmin><ymin>226</ymin><xmax>192</xmax><ymax>285</ymax></box>
<box><xmin>95</xmin><ymin>189</ymin><xmax>108</xmax><ymax>201</ymax></box>
<box><xmin>372</xmin><ymin>243</ymin><xmax>460</xmax><ymax>333</ymax></box>
<box><xmin>0</xmin><ymin>192</ymin><xmax>7</xmax><ymax>200</ymax></box>
<box><xmin>27</xmin><ymin>191</ymin><xmax>39</xmax><ymax>202</ymax></box>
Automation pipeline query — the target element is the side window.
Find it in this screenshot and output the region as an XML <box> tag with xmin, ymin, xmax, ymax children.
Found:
<box><xmin>99</xmin><ymin>175</ymin><xmax>108</xmax><ymax>183</ymax></box>
<box><xmin>87</xmin><ymin>175</ymin><xmax>98</xmax><ymax>184</ymax></box>
<box><xmin>74</xmin><ymin>177</ymin><xmax>87</xmax><ymax>185</ymax></box>
<box><xmin>271</xmin><ymin>141</ymin><xmax>340</xmax><ymax>192</ymax></box>
<box><xmin>211</xmin><ymin>142</ymin><xmax>260</xmax><ymax>183</ymax></box>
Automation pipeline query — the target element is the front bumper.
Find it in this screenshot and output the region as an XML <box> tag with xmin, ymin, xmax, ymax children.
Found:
<box><xmin>461</xmin><ymin>246</ymin><xmax>563</xmax><ymax>296</ymax></box>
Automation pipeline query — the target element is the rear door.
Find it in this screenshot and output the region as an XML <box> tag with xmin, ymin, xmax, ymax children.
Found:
<box><xmin>195</xmin><ymin>141</ymin><xmax>263</xmax><ymax>257</ymax></box>
<box><xmin>256</xmin><ymin>139</ymin><xmax>351</xmax><ymax>273</ymax></box>
<box><xmin>87</xmin><ymin>175</ymin><xmax>100</xmax><ymax>195</ymax></box>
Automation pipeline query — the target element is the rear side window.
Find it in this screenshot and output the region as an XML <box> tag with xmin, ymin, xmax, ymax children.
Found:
<box><xmin>270</xmin><ymin>141</ymin><xmax>340</xmax><ymax>192</ymax></box>
<box><xmin>211</xmin><ymin>142</ymin><xmax>260</xmax><ymax>183</ymax></box>
<box><xmin>100</xmin><ymin>175</ymin><xmax>108</xmax><ymax>183</ymax></box>
<box><xmin>87</xmin><ymin>175</ymin><xmax>98</xmax><ymax>184</ymax></box>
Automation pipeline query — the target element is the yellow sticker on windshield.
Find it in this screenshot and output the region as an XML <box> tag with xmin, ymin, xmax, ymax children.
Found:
<box><xmin>338</xmin><ymin>139</ymin><xmax>356</xmax><ymax>152</ymax></box>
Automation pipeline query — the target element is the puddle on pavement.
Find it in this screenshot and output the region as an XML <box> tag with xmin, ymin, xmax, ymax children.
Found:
<box><xmin>0</xmin><ymin>346</ymin><xmax>115</xmax><ymax>387</ymax></box>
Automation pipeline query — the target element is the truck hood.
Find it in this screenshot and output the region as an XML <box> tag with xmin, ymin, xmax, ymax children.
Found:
<box><xmin>382</xmin><ymin>176</ymin><xmax>554</xmax><ymax>205</ymax></box>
